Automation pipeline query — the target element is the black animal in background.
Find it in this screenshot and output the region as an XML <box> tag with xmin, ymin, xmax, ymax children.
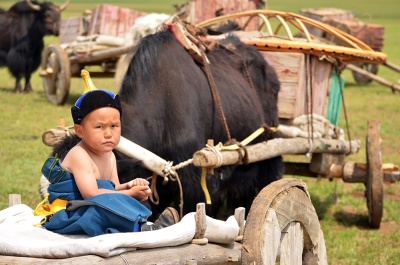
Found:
<box><xmin>0</xmin><ymin>0</ymin><xmax>69</xmax><ymax>93</ymax></box>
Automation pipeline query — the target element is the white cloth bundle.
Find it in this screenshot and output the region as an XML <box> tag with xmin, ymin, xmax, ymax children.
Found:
<box><xmin>0</xmin><ymin>204</ymin><xmax>239</xmax><ymax>258</ymax></box>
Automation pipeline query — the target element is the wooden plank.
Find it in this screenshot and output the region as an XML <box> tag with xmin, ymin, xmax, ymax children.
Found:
<box><xmin>262</xmin><ymin>208</ymin><xmax>281</xmax><ymax>264</ymax></box>
<box><xmin>279</xmin><ymin>222</ymin><xmax>303</xmax><ymax>265</ymax></box>
<box><xmin>59</xmin><ymin>17</ymin><xmax>83</xmax><ymax>43</ymax></box>
<box><xmin>194</xmin><ymin>203</ymin><xmax>206</xmax><ymax>240</ymax></box>
<box><xmin>187</xmin><ymin>0</ymin><xmax>262</xmax><ymax>30</ymax></box>
<box><xmin>0</xmin><ymin>242</ymin><xmax>243</xmax><ymax>264</ymax></box>
<box><xmin>234</xmin><ymin>207</ymin><xmax>245</xmax><ymax>240</ymax></box>
<box><xmin>261</xmin><ymin>52</ymin><xmax>305</xmax><ymax>119</ymax></box>
<box><xmin>87</xmin><ymin>4</ymin><xmax>146</xmax><ymax>37</ymax></box>
<box><xmin>310</xmin><ymin>55</ymin><xmax>333</xmax><ymax>117</ymax></box>
<box><xmin>261</xmin><ymin>52</ymin><xmax>332</xmax><ymax>120</ymax></box>
<box><xmin>8</xmin><ymin>194</ymin><xmax>21</xmax><ymax>207</ymax></box>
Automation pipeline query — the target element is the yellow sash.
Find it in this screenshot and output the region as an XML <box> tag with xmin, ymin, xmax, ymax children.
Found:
<box><xmin>33</xmin><ymin>194</ymin><xmax>67</xmax><ymax>225</ymax></box>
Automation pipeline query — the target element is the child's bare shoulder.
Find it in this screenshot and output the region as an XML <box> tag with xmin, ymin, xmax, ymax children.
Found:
<box><xmin>62</xmin><ymin>144</ymin><xmax>91</xmax><ymax>169</ymax></box>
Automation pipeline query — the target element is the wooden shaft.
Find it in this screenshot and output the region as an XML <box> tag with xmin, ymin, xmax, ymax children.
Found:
<box><xmin>286</xmin><ymin>161</ymin><xmax>399</xmax><ymax>183</ymax></box>
<box><xmin>384</xmin><ymin>60</ymin><xmax>400</xmax><ymax>73</ymax></box>
<box><xmin>192</xmin><ymin>138</ymin><xmax>360</xmax><ymax>168</ymax></box>
<box><xmin>286</xmin><ymin>161</ymin><xmax>367</xmax><ymax>182</ymax></box>
<box><xmin>347</xmin><ymin>63</ymin><xmax>400</xmax><ymax>92</ymax></box>
<box><xmin>116</xmin><ymin>136</ymin><xmax>167</xmax><ymax>177</ymax></box>
<box><xmin>69</xmin><ymin>45</ymin><xmax>133</xmax><ymax>64</ymax></box>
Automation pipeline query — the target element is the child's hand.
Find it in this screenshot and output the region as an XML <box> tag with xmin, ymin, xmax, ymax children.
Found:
<box><xmin>126</xmin><ymin>178</ymin><xmax>149</xmax><ymax>188</ymax></box>
<box><xmin>132</xmin><ymin>178</ymin><xmax>149</xmax><ymax>187</ymax></box>
<box><xmin>129</xmin><ymin>184</ymin><xmax>151</xmax><ymax>201</ymax></box>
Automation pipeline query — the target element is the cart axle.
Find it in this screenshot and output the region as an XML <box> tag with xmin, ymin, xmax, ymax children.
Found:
<box><xmin>285</xmin><ymin>161</ymin><xmax>399</xmax><ymax>183</ymax></box>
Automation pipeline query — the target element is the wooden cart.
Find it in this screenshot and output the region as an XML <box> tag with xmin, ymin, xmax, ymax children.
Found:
<box><xmin>196</xmin><ymin>10</ymin><xmax>399</xmax><ymax>229</ymax></box>
<box><xmin>40</xmin><ymin>4</ymin><xmax>148</xmax><ymax>105</ymax></box>
<box><xmin>300</xmin><ymin>7</ymin><xmax>400</xmax><ymax>88</ymax></box>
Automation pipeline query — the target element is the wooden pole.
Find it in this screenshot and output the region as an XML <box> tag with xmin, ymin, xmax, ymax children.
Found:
<box><xmin>69</xmin><ymin>45</ymin><xmax>133</xmax><ymax>64</ymax></box>
<box><xmin>192</xmin><ymin>138</ymin><xmax>361</xmax><ymax>168</ymax></box>
<box><xmin>384</xmin><ymin>60</ymin><xmax>400</xmax><ymax>73</ymax></box>
<box><xmin>346</xmin><ymin>63</ymin><xmax>400</xmax><ymax>92</ymax></box>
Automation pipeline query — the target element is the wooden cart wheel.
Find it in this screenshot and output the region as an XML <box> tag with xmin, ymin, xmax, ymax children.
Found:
<box><xmin>242</xmin><ymin>178</ymin><xmax>327</xmax><ymax>264</ymax></box>
<box><xmin>352</xmin><ymin>63</ymin><xmax>379</xmax><ymax>84</ymax></box>
<box><xmin>366</xmin><ymin>120</ymin><xmax>384</xmax><ymax>228</ymax></box>
<box><xmin>41</xmin><ymin>44</ymin><xmax>70</xmax><ymax>105</ymax></box>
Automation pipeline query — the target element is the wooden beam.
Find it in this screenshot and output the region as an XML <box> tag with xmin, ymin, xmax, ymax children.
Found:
<box><xmin>193</xmin><ymin>138</ymin><xmax>360</xmax><ymax>168</ymax></box>
<box><xmin>347</xmin><ymin>63</ymin><xmax>400</xmax><ymax>92</ymax></box>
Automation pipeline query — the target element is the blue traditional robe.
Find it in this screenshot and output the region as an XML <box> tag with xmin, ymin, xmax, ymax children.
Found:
<box><xmin>41</xmin><ymin>157</ymin><xmax>152</xmax><ymax>236</ymax></box>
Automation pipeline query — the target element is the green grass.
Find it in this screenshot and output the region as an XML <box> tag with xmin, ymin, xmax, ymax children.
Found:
<box><xmin>0</xmin><ymin>1</ymin><xmax>399</xmax><ymax>264</ymax></box>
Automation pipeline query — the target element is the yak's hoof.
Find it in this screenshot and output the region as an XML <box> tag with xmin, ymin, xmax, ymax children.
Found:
<box><xmin>14</xmin><ymin>87</ymin><xmax>22</xmax><ymax>94</ymax></box>
<box><xmin>23</xmin><ymin>87</ymin><xmax>34</xmax><ymax>93</ymax></box>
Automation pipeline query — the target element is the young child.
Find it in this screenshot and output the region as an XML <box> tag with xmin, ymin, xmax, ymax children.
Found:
<box><xmin>39</xmin><ymin>72</ymin><xmax>179</xmax><ymax>236</ymax></box>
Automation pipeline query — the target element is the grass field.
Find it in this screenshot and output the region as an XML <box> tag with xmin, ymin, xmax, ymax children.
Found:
<box><xmin>0</xmin><ymin>1</ymin><xmax>399</xmax><ymax>264</ymax></box>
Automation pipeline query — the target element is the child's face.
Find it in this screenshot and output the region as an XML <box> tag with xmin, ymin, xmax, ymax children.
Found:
<box><xmin>75</xmin><ymin>107</ymin><xmax>121</xmax><ymax>153</ymax></box>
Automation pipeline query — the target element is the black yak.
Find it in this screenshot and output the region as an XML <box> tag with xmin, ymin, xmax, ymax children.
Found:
<box><xmin>0</xmin><ymin>0</ymin><xmax>69</xmax><ymax>93</ymax></box>
<box><xmin>118</xmin><ymin>26</ymin><xmax>284</xmax><ymax>218</ymax></box>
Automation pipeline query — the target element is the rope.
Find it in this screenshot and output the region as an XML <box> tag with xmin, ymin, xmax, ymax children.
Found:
<box><xmin>220</xmin><ymin>44</ymin><xmax>257</xmax><ymax>94</ymax></box>
<box><xmin>149</xmin><ymin>173</ymin><xmax>161</xmax><ymax>206</ymax></box>
<box><xmin>309</xmin><ymin>55</ymin><xmax>314</xmax><ymax>155</ymax></box>
<box><xmin>305</xmin><ymin>54</ymin><xmax>314</xmax><ymax>157</ymax></box>
<box><xmin>200</xmin><ymin>168</ymin><xmax>212</xmax><ymax>204</ymax></box>
<box><xmin>149</xmin><ymin>159</ymin><xmax>191</xmax><ymax>219</ymax></box>
<box><xmin>170</xmin><ymin>170</ymin><xmax>184</xmax><ymax>219</ymax></box>
<box><xmin>337</xmin><ymin>69</ymin><xmax>353</xmax><ymax>154</ymax></box>
<box><xmin>201</xmin><ymin>50</ymin><xmax>231</xmax><ymax>141</ymax></box>
<box><xmin>119</xmin><ymin>254</ymin><xmax>130</xmax><ymax>265</ymax></box>
<box><xmin>205</xmin><ymin>144</ymin><xmax>223</xmax><ymax>168</ymax></box>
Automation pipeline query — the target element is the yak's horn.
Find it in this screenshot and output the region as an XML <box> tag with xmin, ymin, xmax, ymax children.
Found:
<box><xmin>25</xmin><ymin>0</ymin><xmax>41</xmax><ymax>11</ymax></box>
<box><xmin>60</xmin><ymin>0</ymin><xmax>70</xmax><ymax>11</ymax></box>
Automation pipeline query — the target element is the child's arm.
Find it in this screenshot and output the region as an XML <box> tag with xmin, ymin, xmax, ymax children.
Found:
<box><xmin>64</xmin><ymin>147</ymin><xmax>151</xmax><ymax>201</ymax></box>
<box><xmin>63</xmin><ymin>146</ymin><xmax>104</xmax><ymax>199</ymax></box>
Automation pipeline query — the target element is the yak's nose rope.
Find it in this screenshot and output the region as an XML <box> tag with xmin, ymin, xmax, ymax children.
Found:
<box><xmin>149</xmin><ymin>158</ymin><xmax>193</xmax><ymax>219</ymax></box>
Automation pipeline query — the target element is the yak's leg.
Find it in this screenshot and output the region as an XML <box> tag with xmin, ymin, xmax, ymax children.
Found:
<box><xmin>24</xmin><ymin>74</ymin><xmax>33</xmax><ymax>93</ymax></box>
<box><xmin>14</xmin><ymin>76</ymin><xmax>22</xmax><ymax>93</ymax></box>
